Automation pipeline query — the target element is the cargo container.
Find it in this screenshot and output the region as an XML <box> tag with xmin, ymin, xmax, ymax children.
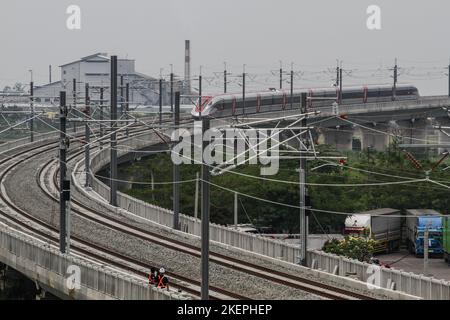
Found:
<box><xmin>405</xmin><ymin>209</ymin><xmax>443</xmax><ymax>257</ymax></box>
<box><xmin>344</xmin><ymin>208</ymin><xmax>401</xmax><ymax>254</ymax></box>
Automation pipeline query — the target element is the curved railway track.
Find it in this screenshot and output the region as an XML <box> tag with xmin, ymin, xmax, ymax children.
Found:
<box><xmin>0</xmin><ymin>119</ymin><xmax>377</xmax><ymax>300</ymax></box>
<box><xmin>42</xmin><ymin>134</ymin><xmax>375</xmax><ymax>300</ymax></box>
<box><xmin>0</xmin><ymin>127</ymin><xmax>248</xmax><ymax>300</ymax></box>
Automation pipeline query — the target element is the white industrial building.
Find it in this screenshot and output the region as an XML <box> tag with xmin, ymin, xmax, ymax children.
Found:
<box><xmin>33</xmin><ymin>53</ymin><xmax>180</xmax><ymax>107</ymax></box>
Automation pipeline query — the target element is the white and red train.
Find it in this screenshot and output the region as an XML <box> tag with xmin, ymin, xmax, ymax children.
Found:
<box><xmin>191</xmin><ymin>84</ymin><xmax>419</xmax><ymax>118</ymax></box>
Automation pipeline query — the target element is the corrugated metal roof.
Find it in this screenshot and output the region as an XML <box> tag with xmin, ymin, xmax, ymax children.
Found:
<box><xmin>406</xmin><ymin>209</ymin><xmax>442</xmax><ymax>216</ymax></box>
<box><xmin>356</xmin><ymin>208</ymin><xmax>400</xmax><ymax>216</ymax></box>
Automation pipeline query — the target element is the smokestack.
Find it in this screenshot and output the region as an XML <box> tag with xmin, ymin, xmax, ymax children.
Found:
<box><xmin>184</xmin><ymin>40</ymin><xmax>191</xmax><ymax>99</ymax></box>
<box><xmin>49</xmin><ymin>65</ymin><xmax>52</xmax><ymax>84</ymax></box>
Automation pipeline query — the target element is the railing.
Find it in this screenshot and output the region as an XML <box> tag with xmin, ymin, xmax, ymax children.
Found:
<box><xmin>0</xmin><ymin>224</ymin><xmax>183</xmax><ymax>300</ymax></box>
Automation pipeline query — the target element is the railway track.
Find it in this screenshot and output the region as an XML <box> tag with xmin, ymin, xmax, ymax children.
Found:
<box><xmin>39</xmin><ymin>133</ymin><xmax>375</xmax><ymax>300</ymax></box>
<box><xmin>0</xmin><ymin>126</ymin><xmax>248</xmax><ymax>300</ymax></box>
<box><xmin>0</xmin><ymin>118</ymin><xmax>377</xmax><ymax>300</ymax></box>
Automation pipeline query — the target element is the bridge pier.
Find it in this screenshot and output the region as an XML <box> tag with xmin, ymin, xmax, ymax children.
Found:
<box><xmin>359</xmin><ymin>123</ymin><xmax>389</xmax><ymax>151</ymax></box>
<box><xmin>320</xmin><ymin>126</ymin><xmax>353</xmax><ymax>151</ymax></box>
<box><xmin>0</xmin><ymin>263</ymin><xmax>6</xmax><ymax>291</ymax></box>
<box><xmin>397</xmin><ymin>118</ymin><xmax>439</xmax><ymax>156</ymax></box>
<box><xmin>436</xmin><ymin>116</ymin><xmax>450</xmax><ymax>154</ymax></box>
<box><xmin>35</xmin><ymin>281</ymin><xmax>47</xmax><ymax>300</ymax></box>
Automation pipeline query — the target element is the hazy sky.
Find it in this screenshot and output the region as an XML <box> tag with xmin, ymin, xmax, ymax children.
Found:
<box><xmin>1</xmin><ymin>0</ymin><xmax>449</xmax><ymax>95</ymax></box>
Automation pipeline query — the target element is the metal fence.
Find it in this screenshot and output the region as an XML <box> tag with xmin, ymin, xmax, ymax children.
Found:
<box><xmin>0</xmin><ymin>225</ymin><xmax>182</xmax><ymax>300</ymax></box>
<box><xmin>86</xmin><ymin>131</ymin><xmax>450</xmax><ymax>300</ymax></box>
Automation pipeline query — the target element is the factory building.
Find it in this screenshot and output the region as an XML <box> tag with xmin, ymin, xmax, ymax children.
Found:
<box><xmin>33</xmin><ymin>53</ymin><xmax>181</xmax><ymax>107</ymax></box>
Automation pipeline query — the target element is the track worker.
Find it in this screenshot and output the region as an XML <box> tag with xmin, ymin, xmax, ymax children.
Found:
<box><xmin>148</xmin><ymin>267</ymin><xmax>157</xmax><ymax>285</ymax></box>
<box><xmin>156</xmin><ymin>267</ymin><xmax>169</xmax><ymax>290</ymax></box>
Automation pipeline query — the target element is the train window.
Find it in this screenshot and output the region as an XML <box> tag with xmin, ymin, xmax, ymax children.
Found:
<box><xmin>343</xmin><ymin>91</ymin><xmax>363</xmax><ymax>100</ymax></box>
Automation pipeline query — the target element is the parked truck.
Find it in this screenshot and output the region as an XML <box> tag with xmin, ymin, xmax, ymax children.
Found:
<box><xmin>442</xmin><ymin>216</ymin><xmax>450</xmax><ymax>264</ymax></box>
<box><xmin>344</xmin><ymin>208</ymin><xmax>402</xmax><ymax>254</ymax></box>
<box><xmin>406</xmin><ymin>209</ymin><xmax>443</xmax><ymax>257</ymax></box>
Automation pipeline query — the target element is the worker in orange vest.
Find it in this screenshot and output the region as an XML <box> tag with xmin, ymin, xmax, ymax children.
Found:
<box><xmin>156</xmin><ymin>267</ymin><xmax>169</xmax><ymax>290</ymax></box>
<box><xmin>148</xmin><ymin>267</ymin><xmax>157</xmax><ymax>285</ymax></box>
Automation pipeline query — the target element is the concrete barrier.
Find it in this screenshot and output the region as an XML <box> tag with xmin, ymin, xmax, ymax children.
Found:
<box><xmin>0</xmin><ymin>224</ymin><xmax>184</xmax><ymax>300</ymax></box>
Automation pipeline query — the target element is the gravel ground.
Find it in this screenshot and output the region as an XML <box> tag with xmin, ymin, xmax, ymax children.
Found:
<box><xmin>3</xmin><ymin>148</ymin><xmax>323</xmax><ymax>300</ymax></box>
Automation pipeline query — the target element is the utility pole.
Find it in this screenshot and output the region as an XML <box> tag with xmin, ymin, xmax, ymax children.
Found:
<box><xmin>49</xmin><ymin>65</ymin><xmax>52</xmax><ymax>84</ymax></box>
<box><xmin>199</xmin><ymin>68</ymin><xmax>202</xmax><ymax>119</ymax></box>
<box><xmin>120</xmin><ymin>76</ymin><xmax>124</xmax><ymax>128</ymax></box>
<box><xmin>299</xmin><ymin>92</ymin><xmax>308</xmax><ymax>266</ymax></box>
<box><xmin>30</xmin><ymin>80</ymin><xmax>34</xmax><ymax>142</ymax></box>
<box><xmin>224</xmin><ymin>62</ymin><xmax>227</xmax><ymax>94</ymax></box>
<box><xmin>424</xmin><ymin>226</ymin><xmax>429</xmax><ymax>276</ymax></box>
<box><xmin>279</xmin><ymin>60</ymin><xmax>283</xmax><ymax>90</ymax></box>
<box><xmin>59</xmin><ymin>91</ymin><xmax>69</xmax><ymax>254</ymax></box>
<box><xmin>234</xmin><ymin>192</ymin><xmax>238</xmax><ymax>226</ymax></box>
<box><xmin>336</xmin><ymin>60</ymin><xmax>340</xmax><ymax>87</ymax></box>
<box><xmin>159</xmin><ymin>78</ymin><xmax>163</xmax><ymax>125</ymax></box>
<box><xmin>447</xmin><ymin>59</ymin><xmax>449</xmax><ymax>97</ymax></box>
<box><xmin>84</xmin><ymin>83</ymin><xmax>90</xmax><ymax>187</ymax></box>
<box><xmin>170</xmin><ymin>67</ymin><xmax>174</xmax><ymax>115</ymax></box>
<box><xmin>194</xmin><ymin>171</ymin><xmax>199</xmax><ymax>220</ymax></box>
<box><xmin>110</xmin><ymin>56</ymin><xmax>118</xmax><ymax>206</ymax></box>
<box><xmin>73</xmin><ymin>79</ymin><xmax>77</xmax><ymax>133</ymax></box>
<box><xmin>290</xmin><ymin>63</ymin><xmax>294</xmax><ymax>109</ymax></box>
<box><xmin>173</xmin><ymin>91</ymin><xmax>181</xmax><ymax>230</ymax></box>
<box><xmin>339</xmin><ymin>65</ymin><xmax>343</xmax><ymax>104</ymax></box>
<box><xmin>242</xmin><ymin>64</ymin><xmax>246</xmax><ymax>115</ymax></box>
<box><xmin>99</xmin><ymin>87</ymin><xmax>104</xmax><ymax>150</ymax></box>
<box><xmin>201</xmin><ymin>116</ymin><xmax>211</xmax><ymax>300</ymax></box>
<box><xmin>125</xmin><ymin>82</ymin><xmax>129</xmax><ymax>137</ymax></box>
<box><xmin>393</xmin><ymin>58</ymin><xmax>398</xmax><ymax>101</ymax></box>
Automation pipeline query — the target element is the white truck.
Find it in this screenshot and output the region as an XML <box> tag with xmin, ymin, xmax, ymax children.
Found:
<box><xmin>344</xmin><ymin>208</ymin><xmax>402</xmax><ymax>254</ymax></box>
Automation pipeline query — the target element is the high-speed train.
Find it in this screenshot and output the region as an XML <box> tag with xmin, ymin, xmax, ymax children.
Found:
<box><xmin>191</xmin><ymin>84</ymin><xmax>419</xmax><ymax>118</ymax></box>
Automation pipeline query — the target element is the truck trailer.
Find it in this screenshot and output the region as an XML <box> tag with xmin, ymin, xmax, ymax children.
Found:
<box><xmin>406</xmin><ymin>209</ymin><xmax>443</xmax><ymax>257</ymax></box>
<box><xmin>344</xmin><ymin>208</ymin><xmax>401</xmax><ymax>254</ymax></box>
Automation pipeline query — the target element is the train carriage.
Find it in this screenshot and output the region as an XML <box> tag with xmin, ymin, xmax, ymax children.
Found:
<box><xmin>191</xmin><ymin>84</ymin><xmax>419</xmax><ymax>118</ymax></box>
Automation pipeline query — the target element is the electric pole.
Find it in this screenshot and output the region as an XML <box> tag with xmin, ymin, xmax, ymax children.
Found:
<box><xmin>224</xmin><ymin>62</ymin><xmax>227</xmax><ymax>94</ymax></box>
<box><xmin>30</xmin><ymin>80</ymin><xmax>34</xmax><ymax>142</ymax></box>
<box><xmin>299</xmin><ymin>92</ymin><xmax>308</xmax><ymax>266</ymax></box>
<box><xmin>393</xmin><ymin>58</ymin><xmax>398</xmax><ymax>101</ymax></box>
<box><xmin>125</xmin><ymin>82</ymin><xmax>129</xmax><ymax>137</ymax></box>
<box><xmin>170</xmin><ymin>68</ymin><xmax>174</xmax><ymax>115</ymax></box>
<box><xmin>424</xmin><ymin>226</ymin><xmax>429</xmax><ymax>276</ymax></box>
<box><xmin>336</xmin><ymin>60</ymin><xmax>340</xmax><ymax>87</ymax></box>
<box><xmin>159</xmin><ymin>78</ymin><xmax>163</xmax><ymax>125</ymax></box>
<box><xmin>199</xmin><ymin>69</ymin><xmax>202</xmax><ymax>119</ymax></box>
<box><xmin>110</xmin><ymin>56</ymin><xmax>118</xmax><ymax>206</ymax></box>
<box><xmin>234</xmin><ymin>192</ymin><xmax>238</xmax><ymax>226</ymax></box>
<box><xmin>173</xmin><ymin>91</ymin><xmax>181</xmax><ymax>230</ymax></box>
<box><xmin>49</xmin><ymin>65</ymin><xmax>52</xmax><ymax>84</ymax></box>
<box><xmin>279</xmin><ymin>60</ymin><xmax>283</xmax><ymax>90</ymax></box>
<box><xmin>84</xmin><ymin>83</ymin><xmax>91</xmax><ymax>187</ymax></box>
<box><xmin>194</xmin><ymin>171</ymin><xmax>199</xmax><ymax>221</ymax></box>
<box><xmin>201</xmin><ymin>116</ymin><xmax>211</xmax><ymax>300</ymax></box>
<box><xmin>447</xmin><ymin>59</ymin><xmax>449</xmax><ymax>97</ymax></box>
<box><xmin>242</xmin><ymin>64</ymin><xmax>246</xmax><ymax>115</ymax></box>
<box><xmin>290</xmin><ymin>63</ymin><xmax>294</xmax><ymax>109</ymax></box>
<box><xmin>339</xmin><ymin>65</ymin><xmax>343</xmax><ymax>104</ymax></box>
<box><xmin>73</xmin><ymin>79</ymin><xmax>77</xmax><ymax>133</ymax></box>
<box><xmin>120</xmin><ymin>76</ymin><xmax>124</xmax><ymax>127</ymax></box>
<box><xmin>59</xmin><ymin>91</ymin><xmax>69</xmax><ymax>254</ymax></box>
<box><xmin>99</xmin><ymin>87</ymin><xmax>104</xmax><ymax>150</ymax></box>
